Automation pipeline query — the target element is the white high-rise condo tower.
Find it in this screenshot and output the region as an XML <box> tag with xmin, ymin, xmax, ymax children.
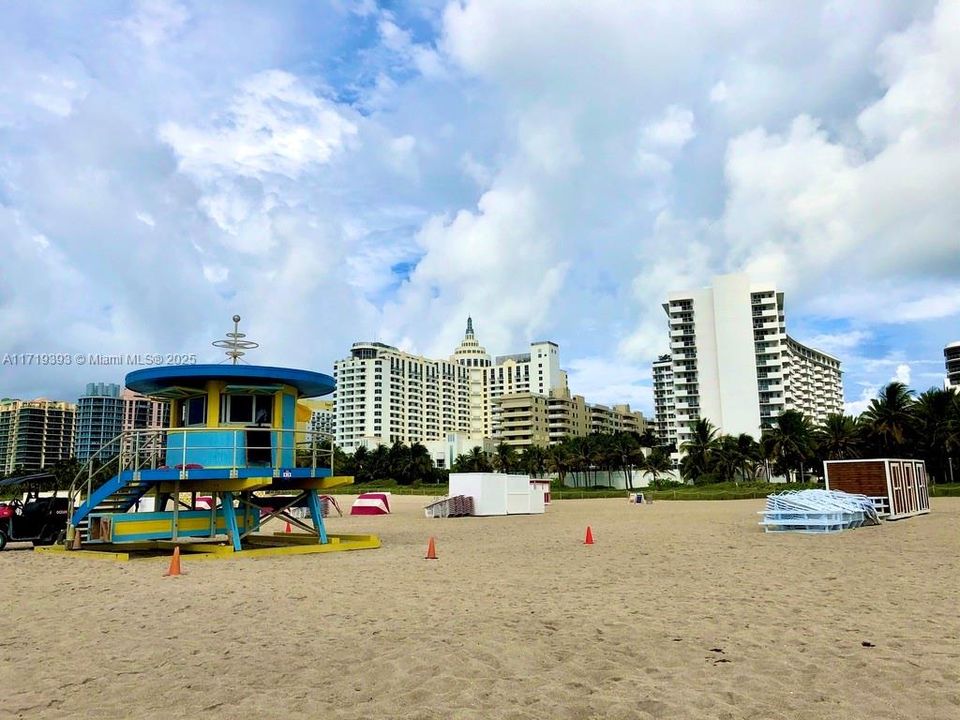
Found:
<box><xmin>945</xmin><ymin>341</ymin><xmax>960</xmax><ymax>392</ymax></box>
<box><xmin>652</xmin><ymin>273</ymin><xmax>843</xmax><ymax>449</ymax></box>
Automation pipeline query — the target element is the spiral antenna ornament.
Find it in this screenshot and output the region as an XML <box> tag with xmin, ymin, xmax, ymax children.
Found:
<box><xmin>212</xmin><ymin>314</ymin><xmax>259</xmax><ymax>364</ymax></box>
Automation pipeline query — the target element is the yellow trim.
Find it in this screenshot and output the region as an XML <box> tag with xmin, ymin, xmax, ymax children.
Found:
<box><xmin>157</xmin><ymin>478</ymin><xmax>269</xmax><ymax>493</ymax></box>
<box><xmin>169</xmin><ymin>399</ymin><xmax>180</xmax><ymax>429</ymax></box>
<box><xmin>34</xmin><ymin>534</ymin><xmax>380</xmax><ymax>561</ymax></box>
<box><xmin>34</xmin><ymin>545</ymin><xmax>130</xmax><ymax>561</ymax></box>
<box><xmin>206</xmin><ymin>381</ymin><xmax>223</xmax><ymax>428</ymax></box>
<box><xmin>269</xmin><ymin>475</ymin><xmax>354</xmax><ymax>490</ymax></box>
<box><xmin>272</xmin><ymin>390</ymin><xmax>283</xmax><ymax>430</ymax></box>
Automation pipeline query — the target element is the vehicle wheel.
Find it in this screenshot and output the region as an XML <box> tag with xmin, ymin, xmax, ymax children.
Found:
<box><xmin>0</xmin><ymin>531</ymin><xmax>7</xmax><ymax>551</ymax></box>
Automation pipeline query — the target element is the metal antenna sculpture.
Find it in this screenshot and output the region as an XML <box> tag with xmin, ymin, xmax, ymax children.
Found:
<box><xmin>212</xmin><ymin>314</ymin><xmax>259</xmax><ymax>364</ymax></box>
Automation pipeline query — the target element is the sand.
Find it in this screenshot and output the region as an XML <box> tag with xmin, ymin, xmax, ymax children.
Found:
<box><xmin>2</xmin><ymin>495</ymin><xmax>958</xmax><ymax>720</ymax></box>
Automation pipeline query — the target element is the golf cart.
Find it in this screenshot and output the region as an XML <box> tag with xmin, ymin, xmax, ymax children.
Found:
<box><xmin>0</xmin><ymin>474</ymin><xmax>69</xmax><ymax>550</ymax></box>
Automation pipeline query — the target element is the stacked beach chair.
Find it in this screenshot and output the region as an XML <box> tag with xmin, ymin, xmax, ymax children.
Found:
<box><xmin>423</xmin><ymin>495</ymin><xmax>475</xmax><ymax>518</ymax></box>
<box><xmin>759</xmin><ymin>489</ymin><xmax>879</xmax><ymax>533</ymax></box>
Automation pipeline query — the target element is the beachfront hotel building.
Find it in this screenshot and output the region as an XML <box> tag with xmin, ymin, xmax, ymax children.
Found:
<box><xmin>333</xmin><ymin>342</ymin><xmax>472</xmax><ymax>450</ymax></box>
<box><xmin>75</xmin><ymin>383</ymin><xmax>168</xmax><ymax>461</ymax></box>
<box><xmin>945</xmin><ymin>341</ymin><xmax>960</xmax><ymax>392</ymax></box>
<box><xmin>652</xmin><ymin>273</ymin><xmax>843</xmax><ymax>449</ymax></box>
<box><xmin>0</xmin><ymin>398</ymin><xmax>76</xmax><ymax>474</ymax></box>
<box><xmin>335</xmin><ymin>318</ymin><xmax>642</xmax><ymax>452</ymax></box>
<box><xmin>492</xmin><ymin>387</ymin><xmax>646</xmax><ymax>448</ymax></box>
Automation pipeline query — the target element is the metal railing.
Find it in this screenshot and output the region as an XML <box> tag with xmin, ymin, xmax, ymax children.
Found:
<box><xmin>67</xmin><ymin>426</ymin><xmax>336</xmax><ymax>531</ymax></box>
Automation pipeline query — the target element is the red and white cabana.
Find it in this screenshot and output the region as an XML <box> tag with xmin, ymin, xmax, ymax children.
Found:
<box><xmin>350</xmin><ymin>492</ymin><xmax>391</xmax><ymax>516</ymax></box>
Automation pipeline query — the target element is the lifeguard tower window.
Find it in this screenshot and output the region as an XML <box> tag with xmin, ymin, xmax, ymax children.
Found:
<box><xmin>183</xmin><ymin>396</ymin><xmax>206</xmax><ymax>426</ymax></box>
<box><xmin>222</xmin><ymin>394</ymin><xmax>273</xmax><ymax>425</ymax></box>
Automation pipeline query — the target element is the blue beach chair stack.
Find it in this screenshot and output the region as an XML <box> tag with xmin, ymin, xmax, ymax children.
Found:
<box><xmin>759</xmin><ymin>489</ymin><xmax>880</xmax><ymax>533</ymax></box>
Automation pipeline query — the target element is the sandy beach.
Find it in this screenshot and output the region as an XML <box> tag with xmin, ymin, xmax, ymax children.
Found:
<box><xmin>2</xmin><ymin>495</ymin><xmax>958</xmax><ymax>720</ymax></box>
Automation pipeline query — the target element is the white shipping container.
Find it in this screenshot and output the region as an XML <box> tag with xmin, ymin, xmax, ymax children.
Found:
<box><xmin>448</xmin><ymin>473</ymin><xmax>545</xmax><ymax>516</ymax></box>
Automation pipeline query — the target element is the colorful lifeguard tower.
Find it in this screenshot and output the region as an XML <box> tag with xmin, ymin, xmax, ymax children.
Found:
<box><xmin>56</xmin><ymin>317</ymin><xmax>379</xmax><ymax>559</ymax></box>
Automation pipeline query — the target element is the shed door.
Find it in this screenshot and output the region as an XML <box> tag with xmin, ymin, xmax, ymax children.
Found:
<box><xmin>902</xmin><ymin>463</ymin><xmax>917</xmax><ymax>514</ymax></box>
<box><xmin>914</xmin><ymin>462</ymin><xmax>930</xmax><ymax>512</ymax></box>
<box><xmin>889</xmin><ymin>461</ymin><xmax>904</xmax><ymax>517</ymax></box>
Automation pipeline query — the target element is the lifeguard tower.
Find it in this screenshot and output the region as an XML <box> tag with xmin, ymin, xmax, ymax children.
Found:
<box><xmin>56</xmin><ymin>317</ymin><xmax>379</xmax><ymax>559</ymax></box>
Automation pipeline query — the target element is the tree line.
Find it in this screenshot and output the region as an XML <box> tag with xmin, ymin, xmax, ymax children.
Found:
<box><xmin>681</xmin><ymin>382</ymin><xmax>960</xmax><ymax>485</ymax></box>
<box><xmin>332</xmin><ymin>431</ymin><xmax>674</xmax><ymax>490</ymax></box>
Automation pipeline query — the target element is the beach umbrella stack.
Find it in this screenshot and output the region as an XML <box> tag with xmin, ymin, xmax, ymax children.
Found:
<box><xmin>759</xmin><ymin>489</ymin><xmax>880</xmax><ymax>533</ymax></box>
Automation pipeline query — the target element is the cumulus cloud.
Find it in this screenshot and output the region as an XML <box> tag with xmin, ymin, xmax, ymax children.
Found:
<box><xmin>121</xmin><ymin>0</ymin><xmax>189</xmax><ymax>48</ymax></box>
<box><xmin>160</xmin><ymin>71</ymin><xmax>357</xmax><ymax>182</ymax></box>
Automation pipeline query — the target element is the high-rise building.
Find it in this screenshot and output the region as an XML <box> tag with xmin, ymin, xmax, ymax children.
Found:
<box><xmin>75</xmin><ymin>383</ymin><xmax>124</xmax><ymax>461</ymax></box>
<box><xmin>335</xmin><ymin>318</ymin><xmax>643</xmax><ymax>451</ymax></box>
<box><xmin>75</xmin><ymin>383</ymin><xmax>168</xmax><ymax>461</ymax></box>
<box><xmin>451</xmin><ymin>318</ymin><xmax>566</xmax><ymax>439</ymax></box>
<box><xmin>299</xmin><ymin>399</ymin><xmax>334</xmax><ymax>436</ymax></box>
<box><xmin>651</xmin><ymin>354</ymin><xmax>674</xmax><ymax>443</ymax></box>
<box><xmin>334</xmin><ymin>342</ymin><xmax>472</xmax><ymax>450</ymax></box>
<box><xmin>945</xmin><ymin>341</ymin><xmax>960</xmax><ymax>392</ymax></box>
<box><xmin>652</xmin><ymin>273</ymin><xmax>842</xmax><ymax>449</ymax></box>
<box><xmin>0</xmin><ymin>399</ymin><xmax>76</xmax><ymax>474</ymax></box>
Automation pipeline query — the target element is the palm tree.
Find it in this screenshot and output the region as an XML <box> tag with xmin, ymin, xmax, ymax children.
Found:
<box><xmin>406</xmin><ymin>442</ymin><xmax>435</xmax><ymax>484</ymax></box>
<box><xmin>913</xmin><ymin>388</ymin><xmax>960</xmax><ymax>484</ymax></box>
<box><xmin>520</xmin><ymin>445</ymin><xmax>547</xmax><ymax>478</ymax></box>
<box><xmin>545</xmin><ymin>443</ymin><xmax>570</xmax><ymax>487</ymax></box>
<box><xmin>494</xmin><ymin>442</ymin><xmax>518</xmax><ymax>473</ymax></box>
<box><xmin>815</xmin><ymin>414</ymin><xmax>862</xmax><ymax>461</ymax></box>
<box><xmin>609</xmin><ymin>432</ymin><xmax>640</xmax><ymax>490</ymax></box>
<box><xmin>679</xmin><ymin>418</ymin><xmax>719</xmax><ymax>483</ymax></box>
<box><xmin>568</xmin><ymin>436</ymin><xmax>593</xmax><ymax>487</ymax></box>
<box><xmin>763</xmin><ymin>410</ymin><xmax>815</xmax><ymax>482</ymax></box>
<box><xmin>640</xmin><ymin>447</ymin><xmax>673</xmax><ymax>489</ymax></box>
<box><xmin>861</xmin><ymin>382</ymin><xmax>915</xmax><ymax>456</ymax></box>
<box><xmin>367</xmin><ymin>444</ymin><xmax>390</xmax><ymax>482</ymax></box>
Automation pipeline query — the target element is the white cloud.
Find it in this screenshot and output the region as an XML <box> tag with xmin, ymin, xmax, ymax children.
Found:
<box><xmin>893</xmin><ymin>363</ymin><xmax>911</xmax><ymax>385</ymax></box>
<box><xmin>565</xmin><ymin>356</ymin><xmax>651</xmax><ymax>411</ymax></box>
<box><xmin>121</xmin><ymin>0</ymin><xmax>189</xmax><ymax>48</ymax></box>
<box><xmin>709</xmin><ymin>81</ymin><xmax>728</xmax><ymax>103</ymax></box>
<box><xmin>159</xmin><ymin>70</ymin><xmax>357</xmax><ymax>182</ymax></box>
<box><xmin>135</xmin><ymin>211</ymin><xmax>156</xmax><ymax>227</ymax></box>
<box><xmin>803</xmin><ymin>330</ymin><xmax>871</xmax><ymax>356</ymax></box>
<box><xmin>641</xmin><ymin>106</ymin><xmax>696</xmax><ymax>149</ymax></box>
<box><xmin>845</xmin><ymin>384</ymin><xmax>878</xmax><ymax>416</ymax></box>
<box><xmin>202</xmin><ymin>264</ymin><xmax>229</xmax><ymax>283</ymax></box>
<box><xmin>0</xmin><ymin>0</ymin><xmax>955</xmax><ymax>420</ymax></box>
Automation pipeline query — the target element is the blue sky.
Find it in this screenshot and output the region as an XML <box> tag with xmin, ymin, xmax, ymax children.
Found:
<box><xmin>1</xmin><ymin>0</ymin><xmax>958</xmax><ymax>416</ymax></box>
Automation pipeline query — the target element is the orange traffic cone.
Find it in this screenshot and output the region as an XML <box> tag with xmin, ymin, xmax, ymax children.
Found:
<box><xmin>164</xmin><ymin>546</ymin><xmax>182</xmax><ymax>577</ymax></box>
<box><xmin>285</xmin><ymin>521</ymin><xmax>292</xmax><ymax>533</ymax></box>
<box><xmin>425</xmin><ymin>536</ymin><xmax>438</xmax><ymax>560</ymax></box>
<box><xmin>584</xmin><ymin>526</ymin><xmax>594</xmax><ymax>545</ymax></box>
<box><xmin>70</xmin><ymin>529</ymin><xmax>82</xmax><ymax>550</ymax></box>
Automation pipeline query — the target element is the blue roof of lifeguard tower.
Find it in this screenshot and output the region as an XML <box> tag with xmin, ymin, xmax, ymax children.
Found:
<box><xmin>126</xmin><ymin>364</ymin><xmax>335</xmax><ymax>398</ymax></box>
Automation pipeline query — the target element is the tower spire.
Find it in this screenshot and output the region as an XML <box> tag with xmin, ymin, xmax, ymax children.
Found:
<box><xmin>465</xmin><ymin>316</ymin><xmax>474</xmax><ymax>338</ymax></box>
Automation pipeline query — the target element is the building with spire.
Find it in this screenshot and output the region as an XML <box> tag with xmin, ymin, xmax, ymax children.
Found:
<box><xmin>334</xmin><ymin>318</ymin><xmax>645</xmax><ymax>454</ymax></box>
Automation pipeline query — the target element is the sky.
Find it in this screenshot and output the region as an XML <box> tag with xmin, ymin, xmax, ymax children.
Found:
<box><xmin>1</xmin><ymin>0</ymin><xmax>958</xmax><ymax>417</ymax></box>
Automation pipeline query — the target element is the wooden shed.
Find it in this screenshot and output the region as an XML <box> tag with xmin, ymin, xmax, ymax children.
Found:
<box><xmin>823</xmin><ymin>459</ymin><xmax>930</xmax><ymax>520</ymax></box>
